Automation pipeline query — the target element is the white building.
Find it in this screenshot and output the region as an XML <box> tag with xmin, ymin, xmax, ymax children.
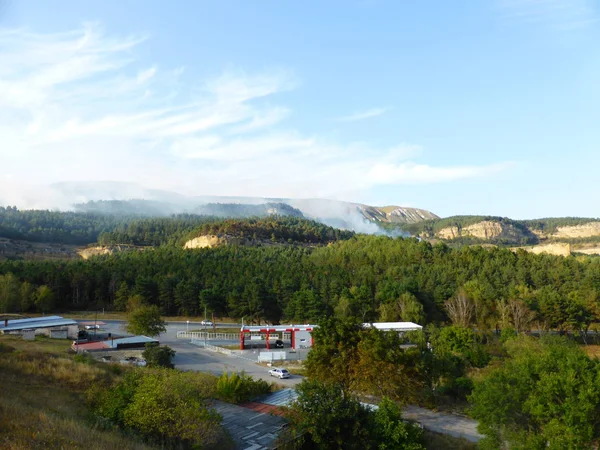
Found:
<box><xmin>0</xmin><ymin>315</ymin><xmax>79</xmax><ymax>339</ymax></box>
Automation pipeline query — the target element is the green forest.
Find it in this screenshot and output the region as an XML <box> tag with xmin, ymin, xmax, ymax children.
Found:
<box><xmin>0</xmin><ymin>206</ymin><xmax>349</xmax><ymax>246</ymax></box>
<box><xmin>2</xmin><ymin>226</ymin><xmax>600</xmax><ymax>335</ymax></box>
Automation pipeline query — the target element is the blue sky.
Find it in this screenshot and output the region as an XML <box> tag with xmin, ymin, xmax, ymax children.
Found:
<box><xmin>0</xmin><ymin>0</ymin><xmax>599</xmax><ymax>218</ymax></box>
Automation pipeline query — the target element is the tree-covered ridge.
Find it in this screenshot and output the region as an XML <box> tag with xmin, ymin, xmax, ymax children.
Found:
<box><xmin>0</xmin><ymin>206</ymin><xmax>346</xmax><ymax>248</ymax></box>
<box><xmin>0</xmin><ymin>206</ymin><xmax>128</xmax><ymax>244</ymax></box>
<box><xmin>76</xmin><ymin>199</ymin><xmax>305</xmax><ymax>220</ymax></box>
<box><xmin>185</xmin><ymin>216</ymin><xmax>355</xmax><ymax>244</ymax></box>
<box><xmin>404</xmin><ymin>215</ymin><xmax>600</xmax><ymax>237</ymax></box>
<box><xmin>402</xmin><ymin>215</ymin><xmax>533</xmax><ymax>238</ymax></box>
<box><xmin>97</xmin><ymin>215</ymin><xmax>222</xmax><ymax>246</ymax></box>
<box><xmin>192</xmin><ymin>202</ymin><xmax>304</xmax><ymax>218</ymax></box>
<box><xmin>74</xmin><ymin>199</ymin><xmax>183</xmax><ymax>216</ymax></box>
<box><xmin>96</xmin><ymin>216</ymin><xmax>353</xmax><ymax>247</ymax></box>
<box><xmin>520</xmin><ymin>217</ymin><xmax>600</xmax><ymax>233</ymax></box>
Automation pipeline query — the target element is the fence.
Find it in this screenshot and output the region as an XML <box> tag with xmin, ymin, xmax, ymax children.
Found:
<box><xmin>190</xmin><ymin>339</ymin><xmax>259</xmax><ymax>362</ymax></box>
<box><xmin>258</xmin><ymin>351</ymin><xmax>287</xmax><ymax>363</ymax></box>
<box><xmin>190</xmin><ymin>339</ymin><xmax>235</xmax><ymax>355</ymax></box>
<box><xmin>177</xmin><ymin>331</ymin><xmax>238</xmax><ymax>341</ymax></box>
<box><xmin>258</xmin><ymin>349</ymin><xmax>310</xmax><ymax>362</ymax></box>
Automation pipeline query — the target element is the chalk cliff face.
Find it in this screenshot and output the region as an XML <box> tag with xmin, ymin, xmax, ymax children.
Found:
<box><xmin>550</xmin><ymin>223</ymin><xmax>600</xmax><ymax>239</ymax></box>
<box><xmin>435</xmin><ymin>221</ymin><xmax>522</xmax><ymax>241</ymax></box>
<box><xmin>358</xmin><ymin>205</ymin><xmax>439</xmax><ymax>224</ymax></box>
<box><xmin>77</xmin><ymin>245</ymin><xmax>139</xmax><ymax>260</ymax></box>
<box><xmin>513</xmin><ymin>243</ymin><xmax>572</xmax><ymax>257</ymax></box>
<box><xmin>183</xmin><ymin>235</ymin><xmax>248</xmax><ymax>249</ymax></box>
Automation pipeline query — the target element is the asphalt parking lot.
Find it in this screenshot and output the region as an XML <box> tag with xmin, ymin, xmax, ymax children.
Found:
<box><xmin>83</xmin><ymin>319</ymin><xmax>303</xmax><ymax>385</ymax></box>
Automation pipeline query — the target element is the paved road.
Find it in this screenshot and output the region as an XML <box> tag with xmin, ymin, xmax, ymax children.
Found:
<box><xmin>77</xmin><ymin>319</ymin><xmax>482</xmax><ymax>441</ymax></box>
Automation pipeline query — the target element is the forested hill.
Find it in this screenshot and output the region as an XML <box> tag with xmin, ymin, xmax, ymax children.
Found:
<box><xmin>1</xmin><ymin>235</ymin><xmax>600</xmax><ymax>332</ymax></box>
<box><xmin>401</xmin><ymin>215</ymin><xmax>600</xmax><ymax>246</ymax></box>
<box><xmin>99</xmin><ymin>217</ymin><xmax>354</xmax><ymax>246</ymax></box>
<box><xmin>0</xmin><ymin>206</ymin><xmax>125</xmax><ymax>245</ymax></box>
<box><xmin>0</xmin><ymin>207</ymin><xmax>353</xmax><ymax>248</ymax></box>
<box><xmin>75</xmin><ymin>199</ymin><xmax>305</xmax><ymax>219</ymax></box>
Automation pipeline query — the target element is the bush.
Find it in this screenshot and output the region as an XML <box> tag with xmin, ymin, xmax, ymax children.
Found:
<box><xmin>73</xmin><ymin>353</ymin><xmax>96</xmax><ymax>365</ymax></box>
<box><xmin>290</xmin><ymin>380</ymin><xmax>425</xmax><ymax>450</ymax></box>
<box><xmin>142</xmin><ymin>343</ymin><xmax>175</xmax><ymax>368</ymax></box>
<box><xmin>464</xmin><ymin>344</ymin><xmax>491</xmax><ymax>368</ymax></box>
<box><xmin>445</xmin><ymin>376</ymin><xmax>474</xmax><ymax>400</ymax></box>
<box><xmin>499</xmin><ymin>328</ymin><xmax>517</xmax><ymax>343</ymax></box>
<box><xmin>216</xmin><ymin>372</ymin><xmax>272</xmax><ymax>403</ymax></box>
<box><xmin>91</xmin><ymin>369</ymin><xmax>224</xmax><ymax>448</ymax></box>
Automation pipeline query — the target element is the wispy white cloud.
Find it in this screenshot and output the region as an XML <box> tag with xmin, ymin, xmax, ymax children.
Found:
<box><xmin>0</xmin><ymin>24</ymin><xmax>512</xmax><ymax>208</ymax></box>
<box><xmin>497</xmin><ymin>0</ymin><xmax>598</xmax><ymax>31</ymax></box>
<box><xmin>335</xmin><ymin>107</ymin><xmax>391</xmax><ymax>122</ymax></box>
<box><xmin>367</xmin><ymin>162</ymin><xmax>515</xmax><ymax>185</ymax></box>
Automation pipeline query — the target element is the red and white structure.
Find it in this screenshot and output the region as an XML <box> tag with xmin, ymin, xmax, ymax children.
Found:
<box><xmin>239</xmin><ymin>324</ymin><xmax>318</xmax><ymax>350</ymax></box>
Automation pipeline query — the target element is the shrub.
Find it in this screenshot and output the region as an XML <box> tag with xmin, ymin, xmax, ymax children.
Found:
<box><xmin>500</xmin><ymin>327</ymin><xmax>517</xmax><ymax>343</ymax></box>
<box><xmin>216</xmin><ymin>372</ymin><xmax>272</xmax><ymax>403</ymax></box>
<box><xmin>446</xmin><ymin>376</ymin><xmax>474</xmax><ymax>400</ymax></box>
<box><xmin>73</xmin><ymin>353</ymin><xmax>96</xmax><ymax>365</ymax></box>
<box><xmin>142</xmin><ymin>343</ymin><xmax>175</xmax><ymax>368</ymax></box>
<box><xmin>91</xmin><ymin>369</ymin><xmax>224</xmax><ymax>448</ymax></box>
<box><xmin>464</xmin><ymin>344</ymin><xmax>491</xmax><ymax>368</ymax></box>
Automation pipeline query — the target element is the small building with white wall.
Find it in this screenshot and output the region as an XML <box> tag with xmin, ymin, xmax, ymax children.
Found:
<box><xmin>0</xmin><ymin>315</ymin><xmax>79</xmax><ymax>339</ymax></box>
<box><xmin>362</xmin><ymin>322</ymin><xmax>423</xmax><ymax>333</ymax></box>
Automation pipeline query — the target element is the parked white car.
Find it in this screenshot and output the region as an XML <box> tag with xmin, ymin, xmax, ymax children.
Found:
<box><xmin>200</xmin><ymin>320</ymin><xmax>213</xmax><ymax>327</ymax></box>
<box><xmin>85</xmin><ymin>324</ymin><xmax>100</xmax><ymax>330</ymax></box>
<box><xmin>268</xmin><ymin>368</ymin><xmax>290</xmax><ymax>379</ymax></box>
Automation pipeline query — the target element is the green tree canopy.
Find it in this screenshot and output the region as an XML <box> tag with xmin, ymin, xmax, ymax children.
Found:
<box><xmin>469</xmin><ymin>335</ymin><xmax>600</xmax><ymax>449</ymax></box>
<box><xmin>126</xmin><ymin>305</ymin><xmax>167</xmax><ymax>337</ymax></box>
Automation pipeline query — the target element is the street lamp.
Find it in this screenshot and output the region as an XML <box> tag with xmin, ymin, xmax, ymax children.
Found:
<box><xmin>186</xmin><ymin>320</ymin><xmax>189</xmax><ymax>332</ymax></box>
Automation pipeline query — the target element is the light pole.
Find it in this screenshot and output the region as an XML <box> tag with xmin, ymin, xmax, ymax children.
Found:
<box><xmin>186</xmin><ymin>320</ymin><xmax>189</xmax><ymax>332</ymax></box>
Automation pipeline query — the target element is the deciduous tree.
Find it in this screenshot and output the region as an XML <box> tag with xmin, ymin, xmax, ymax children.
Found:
<box><xmin>127</xmin><ymin>305</ymin><xmax>166</xmax><ymax>337</ymax></box>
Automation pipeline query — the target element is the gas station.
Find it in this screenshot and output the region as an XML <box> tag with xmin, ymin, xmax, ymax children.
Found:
<box><xmin>236</xmin><ymin>321</ymin><xmax>423</xmax><ymax>351</ymax></box>
<box><xmin>239</xmin><ymin>324</ymin><xmax>318</xmax><ymax>350</ymax></box>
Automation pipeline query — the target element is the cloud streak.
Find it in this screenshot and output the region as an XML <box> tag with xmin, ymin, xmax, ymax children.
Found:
<box><xmin>0</xmin><ymin>24</ymin><xmax>512</xmax><ymax>209</ymax></box>
<box><xmin>335</xmin><ymin>107</ymin><xmax>391</xmax><ymax>122</ymax></box>
<box><xmin>497</xmin><ymin>0</ymin><xmax>598</xmax><ymax>31</ymax></box>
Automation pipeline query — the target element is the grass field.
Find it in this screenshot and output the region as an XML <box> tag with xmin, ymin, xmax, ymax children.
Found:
<box><xmin>0</xmin><ymin>335</ymin><xmax>155</xmax><ymax>450</ymax></box>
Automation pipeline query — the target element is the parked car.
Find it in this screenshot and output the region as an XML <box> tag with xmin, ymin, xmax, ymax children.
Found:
<box><xmin>200</xmin><ymin>320</ymin><xmax>213</xmax><ymax>327</ymax></box>
<box><xmin>268</xmin><ymin>368</ymin><xmax>290</xmax><ymax>379</ymax></box>
<box><xmin>85</xmin><ymin>324</ymin><xmax>100</xmax><ymax>330</ymax></box>
<box><xmin>275</xmin><ymin>339</ymin><xmax>284</xmax><ymax>348</ymax></box>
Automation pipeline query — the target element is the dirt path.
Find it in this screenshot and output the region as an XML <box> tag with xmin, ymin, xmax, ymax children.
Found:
<box><xmin>403</xmin><ymin>405</ymin><xmax>483</xmax><ymax>442</ymax></box>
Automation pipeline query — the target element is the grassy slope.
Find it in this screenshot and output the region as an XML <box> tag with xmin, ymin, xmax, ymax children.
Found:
<box><xmin>0</xmin><ymin>336</ymin><xmax>155</xmax><ymax>450</ymax></box>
